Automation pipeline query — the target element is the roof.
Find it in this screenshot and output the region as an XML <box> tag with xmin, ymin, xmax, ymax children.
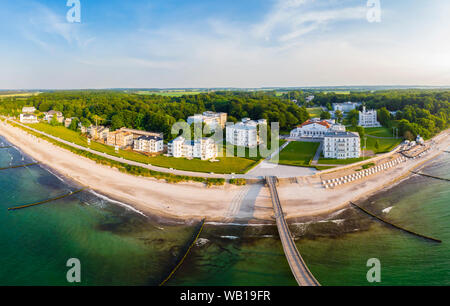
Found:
<box><xmin>297</xmin><ymin>119</ymin><xmax>331</xmax><ymax>129</ymax></box>
<box><xmin>137</xmin><ymin>135</ymin><xmax>163</xmax><ymax>141</ymax></box>
<box><xmin>324</xmin><ymin>131</ymin><xmax>359</xmax><ymax>138</ymax></box>
<box><xmin>46</xmin><ymin>110</ymin><xmax>63</xmax><ymax>115</ymax></box>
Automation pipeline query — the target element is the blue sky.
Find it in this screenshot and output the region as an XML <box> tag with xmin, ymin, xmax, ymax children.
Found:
<box><xmin>0</xmin><ymin>0</ymin><xmax>449</xmax><ymax>89</ymax></box>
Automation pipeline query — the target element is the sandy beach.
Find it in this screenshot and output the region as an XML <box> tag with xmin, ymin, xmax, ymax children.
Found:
<box><xmin>0</xmin><ymin>120</ymin><xmax>448</xmax><ymax>223</ymax></box>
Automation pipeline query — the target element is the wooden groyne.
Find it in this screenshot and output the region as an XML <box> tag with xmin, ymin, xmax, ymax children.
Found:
<box><xmin>7</xmin><ymin>188</ymin><xmax>85</xmax><ymax>211</ymax></box>
<box><xmin>0</xmin><ymin>145</ymin><xmax>12</xmax><ymax>149</ymax></box>
<box><xmin>410</xmin><ymin>171</ymin><xmax>450</xmax><ymax>182</ymax></box>
<box><xmin>159</xmin><ymin>218</ymin><xmax>206</xmax><ymax>286</ymax></box>
<box><xmin>350</xmin><ymin>202</ymin><xmax>442</xmax><ymax>243</ymax></box>
<box><xmin>0</xmin><ymin>162</ymin><xmax>39</xmax><ymax>171</ymax></box>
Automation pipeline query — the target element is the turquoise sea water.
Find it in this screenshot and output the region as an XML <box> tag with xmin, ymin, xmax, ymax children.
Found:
<box><xmin>0</xmin><ymin>135</ymin><xmax>448</xmax><ymax>286</ymax></box>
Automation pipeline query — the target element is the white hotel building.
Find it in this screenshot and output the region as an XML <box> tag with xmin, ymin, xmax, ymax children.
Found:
<box><xmin>226</xmin><ymin>118</ymin><xmax>267</xmax><ymax>148</ymax></box>
<box><xmin>168</xmin><ymin>136</ymin><xmax>217</xmax><ymax>160</ymax></box>
<box><xmin>359</xmin><ymin>106</ymin><xmax>381</xmax><ymax>127</ymax></box>
<box><xmin>134</xmin><ymin>135</ymin><xmax>164</xmax><ymax>153</ymax></box>
<box><xmin>290</xmin><ymin>118</ymin><xmax>345</xmax><ymax>139</ymax></box>
<box><xmin>323</xmin><ymin>131</ymin><xmax>361</xmax><ymax>159</ymax></box>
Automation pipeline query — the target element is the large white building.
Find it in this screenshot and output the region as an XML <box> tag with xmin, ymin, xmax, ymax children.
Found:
<box><xmin>19</xmin><ymin>113</ymin><xmax>38</xmax><ymax>123</ymax></box>
<box><xmin>290</xmin><ymin>118</ymin><xmax>345</xmax><ymax>139</ymax></box>
<box><xmin>187</xmin><ymin>111</ymin><xmax>228</xmax><ymax>129</ymax></box>
<box><xmin>359</xmin><ymin>106</ymin><xmax>381</xmax><ymax>127</ymax></box>
<box><xmin>323</xmin><ymin>131</ymin><xmax>361</xmax><ymax>159</ymax></box>
<box><xmin>22</xmin><ymin>106</ymin><xmax>36</xmax><ymax>114</ymax></box>
<box><xmin>134</xmin><ymin>135</ymin><xmax>164</xmax><ymax>153</ymax></box>
<box><xmin>333</xmin><ymin>102</ymin><xmax>360</xmax><ymax>113</ymax></box>
<box><xmin>44</xmin><ymin>110</ymin><xmax>64</xmax><ymax>123</ymax></box>
<box><xmin>226</xmin><ymin>118</ymin><xmax>267</xmax><ymax>148</ymax></box>
<box><xmin>168</xmin><ymin>136</ymin><xmax>217</xmax><ymax>160</ymax></box>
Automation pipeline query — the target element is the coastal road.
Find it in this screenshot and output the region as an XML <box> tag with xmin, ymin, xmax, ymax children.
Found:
<box><xmin>266</xmin><ymin>176</ymin><xmax>320</xmax><ymax>286</ymax></box>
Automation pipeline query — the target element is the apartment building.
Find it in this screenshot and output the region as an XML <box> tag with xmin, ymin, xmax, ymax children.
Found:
<box><xmin>133</xmin><ymin>135</ymin><xmax>164</xmax><ymax>153</ymax></box>
<box><xmin>323</xmin><ymin>131</ymin><xmax>361</xmax><ymax>159</ymax></box>
<box><xmin>106</xmin><ymin>130</ymin><xmax>134</xmax><ymax>148</ymax></box>
<box><xmin>187</xmin><ymin>111</ymin><xmax>228</xmax><ymax>129</ymax></box>
<box><xmin>88</xmin><ymin>125</ymin><xmax>110</xmax><ymax>141</ymax></box>
<box><xmin>44</xmin><ymin>110</ymin><xmax>64</xmax><ymax>123</ymax></box>
<box><xmin>226</xmin><ymin>118</ymin><xmax>267</xmax><ymax>148</ymax></box>
<box><xmin>168</xmin><ymin>136</ymin><xmax>217</xmax><ymax>160</ymax></box>
<box><xmin>21</xmin><ymin>106</ymin><xmax>36</xmax><ymax>114</ymax></box>
<box><xmin>19</xmin><ymin>113</ymin><xmax>38</xmax><ymax>123</ymax></box>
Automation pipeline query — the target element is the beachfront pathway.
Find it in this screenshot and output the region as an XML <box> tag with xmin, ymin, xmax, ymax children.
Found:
<box><xmin>5</xmin><ymin>120</ymin><xmax>315</xmax><ymax>180</ymax></box>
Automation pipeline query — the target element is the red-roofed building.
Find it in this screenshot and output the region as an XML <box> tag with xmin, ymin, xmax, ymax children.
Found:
<box><xmin>290</xmin><ymin>118</ymin><xmax>345</xmax><ymax>139</ymax></box>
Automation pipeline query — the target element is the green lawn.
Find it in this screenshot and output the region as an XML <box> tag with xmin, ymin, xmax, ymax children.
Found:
<box><xmin>318</xmin><ymin>156</ymin><xmax>369</xmax><ymax>165</ymax></box>
<box><xmin>26</xmin><ymin>123</ymin><xmax>258</xmax><ymax>174</ymax></box>
<box><xmin>347</xmin><ymin>126</ymin><xmax>402</xmax><ymax>154</ymax></box>
<box><xmin>365</xmin><ymin>127</ymin><xmax>394</xmax><ymax>137</ymax></box>
<box><xmin>306</xmin><ymin>107</ymin><xmax>323</xmax><ymax>118</ymax></box>
<box><xmin>272</xmin><ymin>141</ymin><xmax>319</xmax><ymax>167</ymax></box>
<box><xmin>364</xmin><ymin>137</ymin><xmax>402</xmax><ymax>154</ymax></box>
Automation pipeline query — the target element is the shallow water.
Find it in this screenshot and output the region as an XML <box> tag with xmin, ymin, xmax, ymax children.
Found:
<box><xmin>0</xmin><ymin>135</ymin><xmax>448</xmax><ymax>286</ymax></box>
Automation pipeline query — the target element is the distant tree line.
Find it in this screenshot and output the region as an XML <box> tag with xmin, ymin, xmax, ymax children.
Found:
<box><xmin>0</xmin><ymin>91</ymin><xmax>310</xmax><ymax>140</ymax></box>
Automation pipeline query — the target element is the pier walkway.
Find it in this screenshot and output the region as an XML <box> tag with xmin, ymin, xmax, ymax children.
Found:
<box><xmin>266</xmin><ymin>176</ymin><xmax>320</xmax><ymax>286</ymax></box>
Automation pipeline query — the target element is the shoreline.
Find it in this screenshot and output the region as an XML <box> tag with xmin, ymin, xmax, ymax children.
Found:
<box><xmin>0</xmin><ymin>120</ymin><xmax>448</xmax><ymax>224</ymax></box>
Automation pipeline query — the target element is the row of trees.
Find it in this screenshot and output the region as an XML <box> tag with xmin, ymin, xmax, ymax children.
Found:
<box><xmin>0</xmin><ymin>91</ymin><xmax>311</xmax><ymax>140</ymax></box>
<box><xmin>1</xmin><ymin>89</ymin><xmax>448</xmax><ymax>140</ymax></box>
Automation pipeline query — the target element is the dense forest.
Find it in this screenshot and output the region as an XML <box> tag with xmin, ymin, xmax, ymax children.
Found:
<box><xmin>284</xmin><ymin>89</ymin><xmax>450</xmax><ymax>139</ymax></box>
<box><xmin>0</xmin><ymin>89</ymin><xmax>449</xmax><ymax>140</ymax></box>
<box><xmin>0</xmin><ymin>91</ymin><xmax>309</xmax><ymax>140</ymax></box>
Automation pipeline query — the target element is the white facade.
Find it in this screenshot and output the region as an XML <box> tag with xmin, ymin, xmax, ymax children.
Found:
<box><xmin>359</xmin><ymin>106</ymin><xmax>381</xmax><ymax>127</ymax></box>
<box><xmin>134</xmin><ymin>135</ymin><xmax>164</xmax><ymax>153</ymax></box>
<box><xmin>323</xmin><ymin>131</ymin><xmax>361</xmax><ymax>159</ymax></box>
<box><xmin>19</xmin><ymin>113</ymin><xmax>38</xmax><ymax>123</ymax></box>
<box><xmin>290</xmin><ymin>118</ymin><xmax>345</xmax><ymax>139</ymax></box>
<box><xmin>187</xmin><ymin>111</ymin><xmax>227</xmax><ymax>129</ymax></box>
<box><xmin>168</xmin><ymin>136</ymin><xmax>217</xmax><ymax>160</ymax></box>
<box><xmin>22</xmin><ymin>106</ymin><xmax>36</xmax><ymax>114</ymax></box>
<box><xmin>333</xmin><ymin>102</ymin><xmax>360</xmax><ymax>113</ymax></box>
<box><xmin>44</xmin><ymin>110</ymin><xmax>64</xmax><ymax>123</ymax></box>
<box><xmin>226</xmin><ymin>118</ymin><xmax>267</xmax><ymax>148</ymax></box>
<box><xmin>305</xmin><ymin>95</ymin><xmax>315</xmax><ymax>103</ymax></box>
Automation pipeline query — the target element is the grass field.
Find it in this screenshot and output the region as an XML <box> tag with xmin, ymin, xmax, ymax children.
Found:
<box><xmin>0</xmin><ymin>92</ymin><xmax>40</xmax><ymax>99</ymax></box>
<box><xmin>273</xmin><ymin>141</ymin><xmax>320</xmax><ymax>167</ymax></box>
<box><xmin>135</xmin><ymin>91</ymin><xmax>205</xmax><ymax>97</ymax></box>
<box><xmin>364</xmin><ymin>127</ymin><xmax>394</xmax><ymax>137</ymax></box>
<box><xmin>347</xmin><ymin>126</ymin><xmax>402</xmax><ymax>154</ymax></box>
<box><xmin>306</xmin><ymin>107</ymin><xmax>323</xmax><ymax>118</ymax></box>
<box><xmin>364</xmin><ymin>137</ymin><xmax>401</xmax><ymax>153</ymax></box>
<box><xmin>323</xmin><ymin>91</ymin><xmax>350</xmax><ymax>95</ymax></box>
<box><xmin>26</xmin><ymin>123</ymin><xmax>258</xmax><ymax>174</ymax></box>
<box><xmin>318</xmin><ymin>156</ymin><xmax>368</xmax><ymax>165</ymax></box>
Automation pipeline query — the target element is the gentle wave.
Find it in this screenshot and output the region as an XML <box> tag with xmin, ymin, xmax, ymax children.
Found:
<box><xmin>88</xmin><ymin>190</ymin><xmax>147</xmax><ymax>217</ymax></box>
<box><xmin>382</xmin><ymin>206</ymin><xmax>393</xmax><ymax>214</ymax></box>
<box><xmin>220</xmin><ymin>235</ymin><xmax>239</xmax><ymax>240</ymax></box>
